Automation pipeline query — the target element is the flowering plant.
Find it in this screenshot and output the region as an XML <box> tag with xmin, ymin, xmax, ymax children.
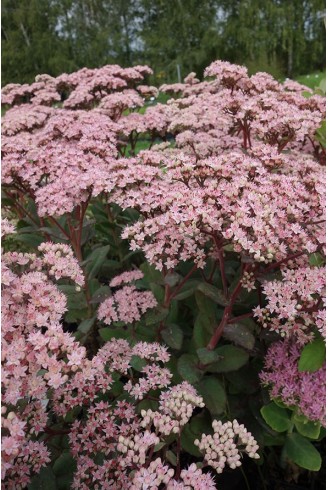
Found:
<box><xmin>2</xmin><ymin>60</ymin><xmax>325</xmax><ymax>488</ymax></box>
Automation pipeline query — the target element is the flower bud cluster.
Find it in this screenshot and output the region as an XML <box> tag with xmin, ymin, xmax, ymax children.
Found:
<box><xmin>140</xmin><ymin>382</ymin><xmax>205</xmax><ymax>435</ymax></box>
<box><xmin>195</xmin><ymin>419</ymin><xmax>260</xmax><ymax>474</ymax></box>
<box><xmin>241</xmin><ymin>270</ymin><xmax>256</xmax><ymax>292</ymax></box>
<box><xmin>117</xmin><ymin>431</ymin><xmax>160</xmax><ymax>465</ymax></box>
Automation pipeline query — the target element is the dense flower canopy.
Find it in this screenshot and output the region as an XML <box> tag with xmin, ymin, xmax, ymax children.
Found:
<box><xmin>1</xmin><ymin>59</ymin><xmax>325</xmax><ymax>488</ymax></box>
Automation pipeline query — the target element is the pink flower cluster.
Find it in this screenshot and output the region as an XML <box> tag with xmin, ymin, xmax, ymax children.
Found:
<box><xmin>2</xmin><ymin>64</ymin><xmax>153</xmax><ymax>110</ymax></box>
<box><xmin>260</xmin><ymin>339</ymin><xmax>326</xmax><ymax>426</ymax></box>
<box><xmin>254</xmin><ymin>266</ymin><xmax>325</xmax><ymax>342</ymax></box>
<box><xmin>98</xmin><ymin>271</ymin><xmax>157</xmax><ymax>325</ymax></box>
<box><xmin>1</xmin><ymin>218</ymin><xmax>16</xmax><ymax>237</ymax></box>
<box><xmin>1</xmin><ymin>59</ymin><xmax>326</xmax><ymax>486</ymax></box>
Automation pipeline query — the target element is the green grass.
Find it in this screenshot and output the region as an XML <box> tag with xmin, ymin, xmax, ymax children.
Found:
<box><xmin>295</xmin><ymin>71</ymin><xmax>326</xmax><ymax>90</ymax></box>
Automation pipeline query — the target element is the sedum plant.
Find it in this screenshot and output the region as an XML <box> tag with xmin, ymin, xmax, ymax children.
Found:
<box><xmin>1</xmin><ymin>60</ymin><xmax>326</xmax><ymax>488</ymax></box>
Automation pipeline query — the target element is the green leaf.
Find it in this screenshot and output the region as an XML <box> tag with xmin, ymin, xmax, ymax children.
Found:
<box><xmin>196</xmin><ymin>348</ymin><xmax>220</xmax><ymax>365</ymax></box>
<box><xmin>178</xmin><ymin>354</ymin><xmax>203</xmax><ymax>383</ymax></box>
<box><xmin>309</xmin><ymin>252</ymin><xmax>325</xmax><ymax>267</ymax></box>
<box><xmin>78</xmin><ymin>317</ymin><xmax>95</xmax><ymax>334</ymax></box>
<box><xmin>15</xmin><ymin>233</ymin><xmax>44</xmax><ymax>248</ymax></box>
<box><xmin>260</xmin><ymin>402</ymin><xmax>292</xmax><ymax>432</ymax></box>
<box><xmin>222</xmin><ymin>323</ymin><xmax>255</xmax><ymax>350</ymax></box>
<box><xmin>136</xmin><ymin>399</ymin><xmax>158</xmax><ymax>414</ymax></box>
<box><xmin>90</xmin><ymin>286</ymin><xmax>111</xmax><ymax>304</ymax></box>
<box><xmin>149</xmin><ymin>283</ymin><xmax>165</xmax><ymax>302</ymax></box>
<box><xmin>154</xmin><ymin>442</ymin><xmax>166</xmax><ymax>452</ymax></box>
<box><xmin>181</xmin><ymin>413</ymin><xmax>211</xmax><ymax>457</ymax></box>
<box><xmin>161</xmin><ymin>324</ymin><xmax>183</xmax><ymax>350</ymax></box>
<box><xmin>28</xmin><ymin>467</ymin><xmax>57</xmax><ymax>490</ymax></box>
<box><xmin>197</xmin><ymin>283</ymin><xmax>228</xmax><ymax>306</ymax></box>
<box><xmin>298</xmin><ymin>339</ymin><xmax>325</xmax><ymax>372</ymax></box>
<box><xmin>316</xmin><ymin>120</ymin><xmax>326</xmax><ymax>148</ymax></box>
<box><xmin>292</xmin><ymin>414</ymin><xmax>321</xmax><ymax>439</ymax></box>
<box><xmin>64</xmin><ymin>406</ymin><xmax>82</xmax><ymax>423</ymax></box>
<box><xmin>84</xmin><ymin>245</ymin><xmax>110</xmax><ymax>279</ymax></box>
<box><xmin>80</xmin><ymin>220</ymin><xmax>95</xmax><ymax>245</ymax></box>
<box><xmin>164</xmin><ymin>272</ymin><xmax>181</xmax><ymax>287</ymax></box>
<box><xmin>197</xmin><ymin>376</ymin><xmax>226</xmax><ymax>415</ymax></box>
<box><xmin>319</xmin><ymin>78</ymin><xmax>326</xmax><ymax>94</ymax></box>
<box><xmin>99</xmin><ymin>327</ymin><xmax>129</xmax><ymax>341</ymax></box>
<box><xmin>145</xmin><ymin>306</ymin><xmax>169</xmax><ymax>325</ymax></box>
<box><xmin>130</xmin><ymin>355</ymin><xmax>148</xmax><ymax>371</ymax></box>
<box><xmin>173</xmin><ymin>279</ymin><xmax>200</xmax><ymax>300</ymax></box>
<box><xmin>140</xmin><ymin>262</ymin><xmax>164</xmax><ymax>284</ymax></box>
<box><xmin>53</xmin><ymin>452</ymin><xmax>76</xmax><ymax>477</ymax></box>
<box><xmin>284</xmin><ymin>433</ymin><xmax>322</xmax><ymax>471</ymax></box>
<box><xmin>206</xmin><ymin>345</ymin><xmax>249</xmax><ymax>373</ymax></box>
<box><xmin>194</xmin><ymin>291</ymin><xmax>217</xmax><ymax>316</ymax></box>
<box><xmin>193</xmin><ymin>314</ymin><xmax>213</xmax><ymax>348</ymax></box>
<box><xmin>166</xmin><ymin>450</ymin><xmax>177</xmax><ymax>466</ymax></box>
<box><xmin>226</xmin><ymin>364</ymin><xmax>259</xmax><ymax>394</ymax></box>
<box><xmin>58</xmin><ymin>285</ymin><xmax>88</xmax><ymax>309</ymax></box>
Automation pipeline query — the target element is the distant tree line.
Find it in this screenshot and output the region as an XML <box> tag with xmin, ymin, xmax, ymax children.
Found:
<box><xmin>1</xmin><ymin>0</ymin><xmax>325</xmax><ymax>85</ymax></box>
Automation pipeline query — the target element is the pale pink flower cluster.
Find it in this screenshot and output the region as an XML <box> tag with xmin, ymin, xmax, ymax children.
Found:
<box><xmin>1</xmin><ymin>218</ymin><xmax>16</xmax><ymax>237</ymax></box>
<box><xmin>2</xmin><ymin>238</ymin><xmax>260</xmax><ymax>487</ymax></box>
<box><xmin>2</xmin><ymin>104</ymin><xmax>54</xmax><ymax>135</ymax></box>
<box><xmin>119</xmin><ymin>149</ymin><xmax>324</xmax><ymax>270</ymax></box>
<box><xmin>137</xmin><ymin>84</ymin><xmax>159</xmax><ymax>98</ymax></box>
<box><xmin>131</xmin><ymin>458</ymin><xmax>175</xmax><ymax>489</ymax></box>
<box><xmin>254</xmin><ymin>266</ymin><xmax>325</xmax><ymax>342</ymax></box>
<box><xmin>38</xmin><ymin>242</ymin><xmax>84</xmax><ymax>285</ymax></box>
<box><xmin>98</xmin><ymin>284</ymin><xmax>157</xmax><ymax>325</ymax></box>
<box><xmin>167</xmin><ymin>464</ymin><xmax>217</xmax><ymax>489</ymax></box>
<box><xmin>159</xmin><ymin>83</ymin><xmax>186</xmax><ymax>95</ymax></box>
<box><xmin>109</xmin><ymin>269</ymin><xmax>144</xmax><ymax>287</ymax></box>
<box><xmin>260</xmin><ymin>339</ymin><xmax>326</xmax><ymax>426</ymax></box>
<box><xmin>132</xmin><ymin>341</ymin><xmax>170</xmax><ymax>362</ymax></box>
<box><xmin>68</xmin><ymin>382</ymin><xmax>221</xmax><ymax>489</ymax></box>
<box><xmin>195</xmin><ymin>419</ymin><xmax>260</xmax><ymax>474</ymax></box>
<box><xmin>2</xmin><ymin>110</ymin><xmax>119</xmax><ymax>217</ymax></box>
<box><xmin>204</xmin><ymin>60</ymin><xmax>248</xmax><ymax>88</ymax></box>
<box><xmin>2</xmin><ymin>406</ymin><xmax>50</xmax><ymax>489</ymax></box>
<box><xmin>2</xmin><ymin>63</ymin><xmax>153</xmax><ymax>111</ymax></box>
<box><xmin>2</xmin><ymin>243</ymin><xmax>179</xmax><ymax>488</ymax></box>
<box><xmin>1</xmin><ymin>75</ymin><xmax>60</xmax><ymax>107</ymax></box>
<box><xmin>125</xmin><ymin>364</ymin><xmax>172</xmax><ymax>400</ymax></box>
<box><xmin>2</xmin><ymin>247</ymin><xmax>107</xmax><ymax>486</ymax></box>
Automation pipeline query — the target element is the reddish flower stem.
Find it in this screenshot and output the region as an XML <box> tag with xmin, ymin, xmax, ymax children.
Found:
<box><xmin>207</xmin><ymin>265</ymin><xmax>249</xmax><ymax>350</ymax></box>
<box><xmin>175</xmin><ymin>430</ymin><xmax>182</xmax><ymax>480</ymax></box>
<box><xmin>212</xmin><ymin>235</ymin><xmax>229</xmax><ymax>298</ymax></box>
<box><xmin>168</xmin><ymin>264</ymin><xmax>198</xmax><ymax>302</ymax></box>
<box><xmin>227</xmin><ymin>312</ymin><xmax>253</xmax><ymax>324</ymax></box>
<box><xmin>262</xmin><ymin>251</ymin><xmax>305</xmax><ymax>272</ymax></box>
<box><xmin>48</xmin><ymin>216</ymin><xmax>71</xmax><ymax>240</ymax></box>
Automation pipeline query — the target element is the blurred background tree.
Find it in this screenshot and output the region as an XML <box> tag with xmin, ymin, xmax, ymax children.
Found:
<box><xmin>1</xmin><ymin>0</ymin><xmax>325</xmax><ymax>85</ymax></box>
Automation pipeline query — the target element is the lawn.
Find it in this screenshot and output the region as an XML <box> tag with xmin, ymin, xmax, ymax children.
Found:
<box><xmin>296</xmin><ymin>71</ymin><xmax>326</xmax><ymax>90</ymax></box>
